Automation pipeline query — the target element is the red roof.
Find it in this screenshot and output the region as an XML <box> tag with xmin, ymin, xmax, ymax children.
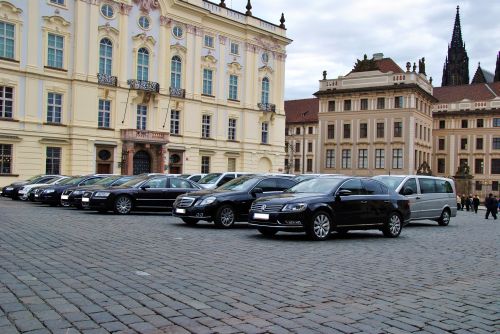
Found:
<box><xmin>375</xmin><ymin>58</ymin><xmax>405</xmax><ymax>74</ymax></box>
<box><xmin>285</xmin><ymin>98</ymin><xmax>319</xmax><ymax>123</ymax></box>
<box><xmin>433</xmin><ymin>82</ymin><xmax>500</xmax><ymax>103</ymax></box>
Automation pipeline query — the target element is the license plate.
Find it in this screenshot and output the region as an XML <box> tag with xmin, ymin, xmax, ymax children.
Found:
<box><xmin>61</xmin><ymin>195</ymin><xmax>69</xmax><ymax>200</ymax></box>
<box><xmin>254</xmin><ymin>213</ymin><xmax>269</xmax><ymax>220</ymax></box>
<box><xmin>176</xmin><ymin>208</ymin><xmax>186</xmax><ymax>214</ymax></box>
<box><xmin>82</xmin><ymin>198</ymin><xmax>89</xmax><ymax>202</ymax></box>
<box><xmin>35</xmin><ymin>194</ymin><xmax>39</xmax><ymax>198</ymax></box>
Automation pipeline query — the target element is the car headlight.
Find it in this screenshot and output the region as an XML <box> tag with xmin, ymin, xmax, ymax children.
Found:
<box><xmin>281</xmin><ymin>203</ymin><xmax>307</xmax><ymax>212</ymax></box>
<box><xmin>44</xmin><ymin>189</ymin><xmax>55</xmax><ymax>194</ymax></box>
<box><xmin>196</xmin><ymin>196</ymin><xmax>216</xmax><ymax>206</ymax></box>
<box><xmin>94</xmin><ymin>192</ymin><xmax>111</xmax><ymax>198</ymax></box>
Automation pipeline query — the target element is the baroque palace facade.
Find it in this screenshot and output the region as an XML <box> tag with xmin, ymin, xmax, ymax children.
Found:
<box><xmin>0</xmin><ymin>0</ymin><xmax>291</xmax><ymax>183</ymax></box>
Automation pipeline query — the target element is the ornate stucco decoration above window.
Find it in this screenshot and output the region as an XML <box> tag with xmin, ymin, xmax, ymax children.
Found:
<box><xmin>159</xmin><ymin>15</ymin><xmax>172</xmax><ymax>27</ymax></box>
<box><xmin>132</xmin><ymin>33</ymin><xmax>156</xmax><ymax>47</ymax></box>
<box><xmin>132</xmin><ymin>0</ymin><xmax>160</xmax><ymax>13</ymax></box>
<box><xmin>219</xmin><ymin>35</ymin><xmax>227</xmax><ymax>45</ymax></box>
<box><xmin>258</xmin><ymin>65</ymin><xmax>274</xmax><ymax>76</ymax></box>
<box><xmin>171</xmin><ymin>43</ymin><xmax>187</xmax><ymax>54</ymax></box>
<box><xmin>227</xmin><ymin>62</ymin><xmax>242</xmax><ymax>76</ymax></box>
<box><xmin>201</xmin><ymin>54</ymin><xmax>217</xmax><ymax>70</ymax></box>
<box><xmin>42</xmin><ymin>16</ymin><xmax>71</xmax><ymax>29</ymax></box>
<box><xmin>0</xmin><ymin>1</ymin><xmax>23</xmax><ymax>15</ymax></box>
<box><xmin>98</xmin><ymin>23</ymin><xmax>120</xmax><ymax>38</ymax></box>
<box><xmin>254</xmin><ymin>36</ymin><xmax>281</xmax><ymax>52</ymax></box>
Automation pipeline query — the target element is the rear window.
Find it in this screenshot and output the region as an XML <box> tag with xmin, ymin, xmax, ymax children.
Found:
<box><xmin>436</xmin><ymin>180</ymin><xmax>454</xmax><ymax>193</ymax></box>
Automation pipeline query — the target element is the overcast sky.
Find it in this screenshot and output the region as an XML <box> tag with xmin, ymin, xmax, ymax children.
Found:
<box><xmin>228</xmin><ymin>0</ymin><xmax>500</xmax><ymax>100</ymax></box>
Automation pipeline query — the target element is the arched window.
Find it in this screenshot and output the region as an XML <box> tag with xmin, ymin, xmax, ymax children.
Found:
<box><xmin>137</xmin><ymin>47</ymin><xmax>149</xmax><ymax>81</ymax></box>
<box><xmin>171</xmin><ymin>56</ymin><xmax>182</xmax><ymax>89</ymax></box>
<box><xmin>261</xmin><ymin>77</ymin><xmax>270</xmax><ymax>104</ymax></box>
<box><xmin>99</xmin><ymin>38</ymin><xmax>113</xmax><ymax>75</ymax></box>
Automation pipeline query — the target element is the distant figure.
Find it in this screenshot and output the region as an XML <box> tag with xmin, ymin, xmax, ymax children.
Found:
<box><xmin>460</xmin><ymin>194</ymin><xmax>466</xmax><ymax>211</ymax></box>
<box><xmin>456</xmin><ymin>195</ymin><xmax>462</xmax><ymax>210</ymax></box>
<box><xmin>485</xmin><ymin>193</ymin><xmax>498</xmax><ymax>220</ymax></box>
<box><xmin>472</xmin><ymin>195</ymin><xmax>480</xmax><ymax>214</ymax></box>
<box><xmin>465</xmin><ymin>194</ymin><xmax>471</xmax><ymax>211</ymax></box>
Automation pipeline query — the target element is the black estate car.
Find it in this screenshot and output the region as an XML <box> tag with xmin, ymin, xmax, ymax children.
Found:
<box><xmin>248</xmin><ymin>176</ymin><xmax>411</xmax><ymax>241</ymax></box>
<box><xmin>83</xmin><ymin>175</ymin><xmax>201</xmax><ymax>214</ymax></box>
<box><xmin>172</xmin><ymin>175</ymin><xmax>297</xmax><ymax>228</ymax></box>
<box><xmin>36</xmin><ymin>175</ymin><xmax>107</xmax><ymax>206</ymax></box>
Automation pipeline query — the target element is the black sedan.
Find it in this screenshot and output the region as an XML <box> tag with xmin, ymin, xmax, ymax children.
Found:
<box><xmin>83</xmin><ymin>175</ymin><xmax>201</xmax><ymax>214</ymax></box>
<box><xmin>61</xmin><ymin>175</ymin><xmax>136</xmax><ymax>208</ymax></box>
<box><xmin>172</xmin><ymin>175</ymin><xmax>297</xmax><ymax>228</ymax></box>
<box><xmin>36</xmin><ymin>175</ymin><xmax>107</xmax><ymax>206</ymax></box>
<box><xmin>248</xmin><ymin>176</ymin><xmax>411</xmax><ymax>241</ymax></box>
<box><xmin>1</xmin><ymin>174</ymin><xmax>59</xmax><ymax>200</ymax></box>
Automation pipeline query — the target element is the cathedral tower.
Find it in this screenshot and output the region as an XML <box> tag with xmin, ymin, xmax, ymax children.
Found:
<box><xmin>441</xmin><ymin>6</ymin><xmax>469</xmax><ymax>86</ymax></box>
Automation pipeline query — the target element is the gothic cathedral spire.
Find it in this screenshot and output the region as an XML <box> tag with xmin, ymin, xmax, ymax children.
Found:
<box><xmin>495</xmin><ymin>52</ymin><xmax>500</xmax><ymax>82</ymax></box>
<box><xmin>441</xmin><ymin>6</ymin><xmax>469</xmax><ymax>86</ymax></box>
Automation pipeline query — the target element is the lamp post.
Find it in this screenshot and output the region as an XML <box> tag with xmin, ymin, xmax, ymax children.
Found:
<box><xmin>301</xmin><ymin>111</ymin><xmax>309</xmax><ymax>174</ymax></box>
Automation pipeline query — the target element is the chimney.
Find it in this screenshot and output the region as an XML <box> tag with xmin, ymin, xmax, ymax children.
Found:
<box><xmin>373</xmin><ymin>53</ymin><xmax>384</xmax><ymax>60</ymax></box>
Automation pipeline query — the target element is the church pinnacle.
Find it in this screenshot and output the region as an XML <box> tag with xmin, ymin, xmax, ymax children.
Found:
<box><xmin>441</xmin><ymin>6</ymin><xmax>469</xmax><ymax>86</ymax></box>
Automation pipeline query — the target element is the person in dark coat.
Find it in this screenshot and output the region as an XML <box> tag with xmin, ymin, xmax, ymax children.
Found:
<box><xmin>465</xmin><ymin>195</ymin><xmax>472</xmax><ymax>211</ymax></box>
<box><xmin>485</xmin><ymin>193</ymin><xmax>498</xmax><ymax>220</ymax></box>
<box><xmin>460</xmin><ymin>194</ymin><xmax>466</xmax><ymax>211</ymax></box>
<box><xmin>472</xmin><ymin>195</ymin><xmax>480</xmax><ymax>214</ymax></box>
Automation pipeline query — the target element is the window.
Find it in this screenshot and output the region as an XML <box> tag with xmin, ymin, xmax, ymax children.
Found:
<box><xmin>170</xmin><ymin>110</ymin><xmax>180</xmax><ymax>135</ymax></box>
<box><xmin>136</xmin><ymin>105</ymin><xmax>147</xmax><ymax>130</ymax></box>
<box><xmin>294</xmin><ymin>158</ymin><xmax>300</xmax><ymax>172</ymax></box>
<box><xmin>0</xmin><ymin>86</ymin><xmax>13</xmax><ymax>118</ymax></box>
<box><xmin>377</xmin><ymin>97</ymin><xmax>385</xmax><ymax>109</ymax></box>
<box><xmin>50</xmin><ymin>0</ymin><xmax>65</xmax><ymax>5</ymax></box>
<box><xmin>325</xmin><ymin>149</ymin><xmax>335</xmax><ymax>168</ymax></box>
<box><xmin>493</xmin><ymin>118</ymin><xmax>500</xmax><ymax>127</ymax></box>
<box><xmin>493</xmin><ymin>159</ymin><xmax>500</xmax><ymax>174</ymax></box>
<box><xmin>493</xmin><ymin>138</ymin><xmax>500</xmax><ymax>150</ymax></box>
<box><xmin>202</xmin><ymin>114</ymin><xmax>211</xmax><ymax>138</ymax></box>
<box><xmin>144</xmin><ymin>178</ymin><xmax>167</xmax><ymax>189</ymax></box>
<box><xmin>204</xmin><ymin>35</ymin><xmax>214</xmax><ymax>48</ymax></box>
<box><xmin>341</xmin><ymin>149</ymin><xmax>351</xmax><ymax>169</ymax></box>
<box><xmin>360</xmin><ymin>99</ymin><xmax>368</xmax><ymax>110</ymax></box>
<box><xmin>477</xmin><ymin>119</ymin><xmax>484</xmax><ymax>128</ymax></box>
<box><xmin>308</xmin><ymin>142</ymin><xmax>313</xmax><ymax>153</ymax></box>
<box><xmin>476</xmin><ymin>137</ymin><xmax>483</xmax><ymax>150</ymax></box>
<box><xmin>99</xmin><ymin>38</ymin><xmax>113</xmax><ymax>75</ymax></box>
<box><xmin>46</xmin><ymin>147</ymin><xmax>61</xmax><ymax>175</ymax></box>
<box><xmin>98</xmin><ymin>99</ymin><xmax>110</xmax><ymax>128</ymax></box>
<box><xmin>437</xmin><ymin>158</ymin><xmax>445</xmax><ymax>173</ymax></box>
<box><xmin>230</xmin><ymin>42</ymin><xmax>239</xmax><ymax>55</ymax></box>
<box><xmin>0</xmin><ymin>144</ymin><xmax>12</xmax><ymax>174</ymax></box>
<box><xmin>137</xmin><ymin>48</ymin><xmax>149</xmax><ymax>81</ymax></box>
<box><xmin>359</xmin><ymin>123</ymin><xmax>367</xmax><ymax>138</ymax></box>
<box><xmin>100</xmin><ymin>4</ymin><xmax>114</xmax><ymax>18</ymax></box>
<box><xmin>47</xmin><ymin>92</ymin><xmax>62</xmax><ymax>124</ymax></box>
<box><xmin>439</xmin><ymin>120</ymin><xmax>445</xmax><ymax>129</ymax></box>
<box><xmin>201</xmin><ymin>156</ymin><xmax>210</xmax><ymax>173</ymax></box>
<box><xmin>475</xmin><ymin>159</ymin><xmax>484</xmax><ymax>174</ymax></box>
<box><xmin>203</xmin><ymin>69</ymin><xmax>213</xmax><ymax>95</ymax></box>
<box><xmin>343</xmin><ymin>124</ymin><xmax>351</xmax><ymax>139</ymax></box>
<box><xmin>460</xmin><ymin>138</ymin><xmax>468</xmax><ymax>150</ymax></box>
<box><xmin>261</xmin><ymin>122</ymin><xmax>269</xmax><ymax>144</ymax></box>
<box><xmin>228</xmin><ymin>75</ymin><xmax>238</xmax><ymax>100</ymax></box>
<box><xmin>394</xmin><ymin>96</ymin><xmax>403</xmax><ymax>108</ymax></box>
<box><xmin>392</xmin><ymin>149</ymin><xmax>403</xmax><ymax>169</ymax></box>
<box><xmin>344</xmin><ymin>100</ymin><xmax>351</xmax><ymax>111</ymax></box>
<box><xmin>306</xmin><ymin>159</ymin><xmax>313</xmax><ymax>172</ymax></box>
<box><xmin>228</xmin><ymin>157</ymin><xmax>236</xmax><ymax>172</ymax></box>
<box><xmin>261</xmin><ymin>52</ymin><xmax>269</xmax><ymax>63</ymax></box>
<box><xmin>295</xmin><ymin>127</ymin><xmax>301</xmax><ymax>135</ymax></box>
<box><xmin>296</xmin><ymin>142</ymin><xmax>301</xmax><ymax>153</ymax></box>
<box><xmin>172</xmin><ymin>26</ymin><xmax>183</xmax><ymax>38</ymax></box>
<box><xmin>47</xmin><ymin>33</ymin><xmax>64</xmax><ymax>68</ymax></box>
<box><xmin>493</xmin><ymin>181</ymin><xmax>499</xmax><ymax>191</ymax></box>
<box><xmin>459</xmin><ymin>159</ymin><xmax>468</xmax><ymax>170</ymax></box>
<box><xmin>475</xmin><ymin>181</ymin><xmax>482</xmax><ymax>191</ymax></box>
<box><xmin>438</xmin><ymin>138</ymin><xmax>445</xmax><ymax>150</ymax></box>
<box><xmin>138</xmin><ymin>16</ymin><xmax>150</xmax><ymax>30</ymax></box>
<box><xmin>394</xmin><ymin>122</ymin><xmax>402</xmax><ymax>137</ymax></box>
<box><xmin>328</xmin><ymin>101</ymin><xmax>335</xmax><ymax>111</ymax></box>
<box><xmin>228</xmin><ymin>118</ymin><xmax>236</xmax><ymax>141</ymax></box>
<box><xmin>261</xmin><ymin>77</ymin><xmax>270</xmax><ymax>104</ymax></box>
<box><xmin>0</xmin><ymin>21</ymin><xmax>15</xmax><ymax>59</ymax></box>
<box><xmin>170</xmin><ymin>178</ymin><xmax>193</xmax><ymax>189</ymax></box>
<box><xmin>461</xmin><ymin>119</ymin><xmax>468</xmax><ymax>128</ymax></box>
<box><xmin>418</xmin><ymin>178</ymin><xmax>436</xmax><ymax>194</ymax></box>
<box><xmin>376</xmin><ymin>122</ymin><xmax>384</xmax><ymax>138</ymax></box>
<box><xmin>375</xmin><ymin>149</ymin><xmax>385</xmax><ymax>169</ymax></box>
<box><xmin>358</xmin><ymin>149</ymin><xmax>368</xmax><ymax>169</ymax></box>
<box><xmin>308</xmin><ymin>126</ymin><xmax>313</xmax><ymax>135</ymax></box>
<box><xmin>363</xmin><ymin>180</ymin><xmax>388</xmax><ymax>195</ymax></box>
<box><xmin>327</xmin><ymin>124</ymin><xmax>334</xmax><ymax>139</ymax></box>
<box><xmin>171</xmin><ymin>56</ymin><xmax>182</xmax><ymax>89</ymax></box>
<box><xmin>339</xmin><ymin>179</ymin><xmax>363</xmax><ymax>195</ymax></box>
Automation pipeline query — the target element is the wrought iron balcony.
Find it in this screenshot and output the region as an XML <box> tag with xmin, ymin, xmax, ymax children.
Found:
<box><xmin>258</xmin><ymin>103</ymin><xmax>276</xmax><ymax>112</ymax></box>
<box><xmin>169</xmin><ymin>87</ymin><xmax>186</xmax><ymax>98</ymax></box>
<box><xmin>127</xmin><ymin>79</ymin><xmax>160</xmax><ymax>93</ymax></box>
<box><xmin>97</xmin><ymin>73</ymin><xmax>118</xmax><ymax>87</ymax></box>
<box><xmin>121</xmin><ymin>129</ymin><xmax>169</xmax><ymax>144</ymax></box>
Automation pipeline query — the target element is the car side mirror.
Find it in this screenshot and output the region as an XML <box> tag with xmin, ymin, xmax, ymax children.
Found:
<box><xmin>402</xmin><ymin>188</ymin><xmax>413</xmax><ymax>196</ymax></box>
<box><xmin>337</xmin><ymin>189</ymin><xmax>352</xmax><ymax>196</ymax></box>
<box><xmin>141</xmin><ymin>185</ymin><xmax>151</xmax><ymax>190</ymax></box>
<box><xmin>252</xmin><ymin>187</ymin><xmax>263</xmax><ymax>195</ymax></box>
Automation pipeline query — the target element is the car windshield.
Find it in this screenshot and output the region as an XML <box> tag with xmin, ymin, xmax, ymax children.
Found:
<box><xmin>198</xmin><ymin>173</ymin><xmax>222</xmax><ymax>184</ymax></box>
<box><xmin>55</xmin><ymin>177</ymin><xmax>78</xmax><ymax>185</ymax></box>
<box><xmin>47</xmin><ymin>177</ymin><xmax>64</xmax><ymax>184</ymax></box>
<box><xmin>119</xmin><ymin>176</ymin><xmax>150</xmax><ymax>188</ymax></box>
<box><xmin>217</xmin><ymin>177</ymin><xmax>257</xmax><ymax>191</ymax></box>
<box><xmin>372</xmin><ymin>176</ymin><xmax>405</xmax><ymax>191</ymax></box>
<box><xmin>286</xmin><ymin>177</ymin><xmax>344</xmax><ymax>194</ymax></box>
<box><xmin>65</xmin><ymin>176</ymin><xmax>88</xmax><ymax>186</ymax></box>
<box><xmin>26</xmin><ymin>174</ymin><xmax>44</xmax><ymax>182</ymax></box>
<box><xmin>93</xmin><ymin>176</ymin><xmax>121</xmax><ymax>186</ymax></box>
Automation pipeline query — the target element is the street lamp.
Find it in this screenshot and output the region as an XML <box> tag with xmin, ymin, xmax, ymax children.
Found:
<box><xmin>301</xmin><ymin>111</ymin><xmax>309</xmax><ymax>174</ymax></box>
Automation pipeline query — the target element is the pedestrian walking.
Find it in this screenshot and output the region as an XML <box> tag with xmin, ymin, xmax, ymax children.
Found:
<box><xmin>492</xmin><ymin>196</ymin><xmax>498</xmax><ymax>220</ymax></box>
<box><xmin>465</xmin><ymin>194</ymin><xmax>472</xmax><ymax>211</ymax></box>
<box><xmin>485</xmin><ymin>193</ymin><xmax>498</xmax><ymax>220</ymax></box>
<box><xmin>472</xmin><ymin>195</ymin><xmax>480</xmax><ymax>214</ymax></box>
<box><xmin>461</xmin><ymin>194</ymin><xmax>466</xmax><ymax>211</ymax></box>
<box><xmin>456</xmin><ymin>195</ymin><xmax>462</xmax><ymax>210</ymax></box>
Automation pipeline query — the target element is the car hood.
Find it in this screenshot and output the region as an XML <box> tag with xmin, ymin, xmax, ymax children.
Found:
<box><xmin>253</xmin><ymin>192</ymin><xmax>328</xmax><ymax>205</ymax></box>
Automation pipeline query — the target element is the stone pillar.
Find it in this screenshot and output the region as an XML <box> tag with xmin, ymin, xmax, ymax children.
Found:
<box><xmin>158</xmin><ymin>145</ymin><xmax>165</xmax><ymax>173</ymax></box>
<box><xmin>126</xmin><ymin>143</ymin><xmax>135</xmax><ymax>175</ymax></box>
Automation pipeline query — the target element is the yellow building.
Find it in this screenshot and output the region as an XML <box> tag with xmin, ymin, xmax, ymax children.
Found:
<box><xmin>0</xmin><ymin>0</ymin><xmax>291</xmax><ymax>184</ymax></box>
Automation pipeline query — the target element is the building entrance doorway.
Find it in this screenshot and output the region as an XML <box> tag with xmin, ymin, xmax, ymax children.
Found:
<box><xmin>133</xmin><ymin>150</ymin><xmax>151</xmax><ymax>175</ymax></box>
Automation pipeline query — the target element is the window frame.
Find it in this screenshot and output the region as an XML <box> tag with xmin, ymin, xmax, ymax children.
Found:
<box><xmin>327</xmin><ymin>124</ymin><xmax>335</xmax><ymax>139</ymax></box>
<box><xmin>341</xmin><ymin>149</ymin><xmax>351</xmax><ymax>169</ymax></box>
<box><xmin>204</xmin><ymin>34</ymin><xmax>214</xmax><ymax>48</ymax></box>
<box><xmin>46</xmin><ymin>147</ymin><xmax>61</xmax><ymax>175</ymax></box>
<box><xmin>98</xmin><ymin>99</ymin><xmax>111</xmax><ymax>128</ymax></box>
<box><xmin>376</xmin><ymin>122</ymin><xmax>385</xmax><ymax>138</ymax></box>
<box><xmin>202</xmin><ymin>68</ymin><xmax>213</xmax><ymax>96</ymax></box>
<box><xmin>392</xmin><ymin>148</ymin><xmax>403</xmax><ymax>169</ymax></box>
<box><xmin>359</xmin><ymin>123</ymin><xmax>368</xmax><ymax>139</ymax></box>
<box><xmin>170</xmin><ymin>109</ymin><xmax>180</xmax><ymax>135</ymax></box>
<box><xmin>393</xmin><ymin>121</ymin><xmax>402</xmax><ymax>138</ymax></box>
<box><xmin>375</xmin><ymin>149</ymin><xmax>385</xmax><ymax>169</ymax></box>
<box><xmin>0</xmin><ymin>86</ymin><xmax>13</xmax><ymax>119</ymax></box>
<box><xmin>136</xmin><ymin>105</ymin><xmax>147</xmax><ymax>130</ymax></box>
<box><xmin>47</xmin><ymin>92</ymin><xmax>62</xmax><ymax>124</ymax></box>
<box><xmin>228</xmin><ymin>118</ymin><xmax>237</xmax><ymax>141</ymax></box>
<box><xmin>0</xmin><ymin>143</ymin><xmax>12</xmax><ymax>174</ymax></box>
<box><xmin>201</xmin><ymin>156</ymin><xmax>210</xmax><ymax>174</ymax></box>
<box><xmin>230</xmin><ymin>41</ymin><xmax>239</xmax><ymax>55</ymax></box>
<box><xmin>261</xmin><ymin>77</ymin><xmax>270</xmax><ymax>104</ymax></box>
<box><xmin>325</xmin><ymin>149</ymin><xmax>335</xmax><ymax>168</ymax></box>
<box><xmin>99</xmin><ymin>38</ymin><xmax>113</xmax><ymax>75</ymax></box>
<box><xmin>358</xmin><ymin>149</ymin><xmax>368</xmax><ymax>169</ymax></box>
<box><xmin>170</xmin><ymin>55</ymin><xmax>182</xmax><ymax>89</ymax></box>
<box><xmin>261</xmin><ymin>122</ymin><xmax>269</xmax><ymax>144</ymax></box>
<box><xmin>228</xmin><ymin>74</ymin><xmax>238</xmax><ymax>100</ymax></box>
<box><xmin>137</xmin><ymin>47</ymin><xmax>150</xmax><ymax>81</ymax></box>
<box><xmin>47</xmin><ymin>33</ymin><xmax>64</xmax><ymax>69</ymax></box>
<box><xmin>0</xmin><ymin>21</ymin><xmax>15</xmax><ymax>60</ymax></box>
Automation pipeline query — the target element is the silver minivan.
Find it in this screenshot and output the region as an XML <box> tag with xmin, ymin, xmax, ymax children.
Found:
<box><xmin>373</xmin><ymin>175</ymin><xmax>457</xmax><ymax>226</ymax></box>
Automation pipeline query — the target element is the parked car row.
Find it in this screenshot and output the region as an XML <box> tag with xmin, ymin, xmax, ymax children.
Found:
<box><xmin>2</xmin><ymin>173</ymin><xmax>457</xmax><ymax>241</ymax></box>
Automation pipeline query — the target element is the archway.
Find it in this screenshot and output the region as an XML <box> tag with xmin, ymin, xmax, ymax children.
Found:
<box><xmin>257</xmin><ymin>157</ymin><xmax>272</xmax><ymax>172</ymax></box>
<box><xmin>133</xmin><ymin>150</ymin><xmax>151</xmax><ymax>175</ymax></box>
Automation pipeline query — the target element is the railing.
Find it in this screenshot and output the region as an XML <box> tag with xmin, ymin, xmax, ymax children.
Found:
<box><xmin>120</xmin><ymin>129</ymin><xmax>169</xmax><ymax>144</ymax></box>
<box><xmin>127</xmin><ymin>79</ymin><xmax>160</xmax><ymax>93</ymax></box>
<box><xmin>258</xmin><ymin>103</ymin><xmax>276</xmax><ymax>112</ymax></box>
<box><xmin>97</xmin><ymin>73</ymin><xmax>118</xmax><ymax>87</ymax></box>
<box><xmin>169</xmin><ymin>87</ymin><xmax>186</xmax><ymax>98</ymax></box>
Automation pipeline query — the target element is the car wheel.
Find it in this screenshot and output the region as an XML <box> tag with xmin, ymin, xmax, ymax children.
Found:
<box><xmin>257</xmin><ymin>227</ymin><xmax>278</xmax><ymax>237</ymax></box>
<box><xmin>438</xmin><ymin>209</ymin><xmax>451</xmax><ymax>226</ymax></box>
<box><xmin>214</xmin><ymin>205</ymin><xmax>235</xmax><ymax>228</ymax></box>
<box><xmin>305</xmin><ymin>211</ymin><xmax>332</xmax><ymax>241</ymax></box>
<box><xmin>114</xmin><ymin>195</ymin><xmax>132</xmax><ymax>215</ymax></box>
<box><xmin>182</xmin><ymin>218</ymin><xmax>199</xmax><ymax>225</ymax></box>
<box><xmin>383</xmin><ymin>212</ymin><xmax>402</xmax><ymax>238</ymax></box>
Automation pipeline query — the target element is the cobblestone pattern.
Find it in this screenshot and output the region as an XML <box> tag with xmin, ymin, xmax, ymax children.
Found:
<box><xmin>0</xmin><ymin>198</ymin><xmax>498</xmax><ymax>333</ymax></box>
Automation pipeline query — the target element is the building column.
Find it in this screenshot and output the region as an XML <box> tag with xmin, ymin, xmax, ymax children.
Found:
<box><xmin>126</xmin><ymin>143</ymin><xmax>135</xmax><ymax>175</ymax></box>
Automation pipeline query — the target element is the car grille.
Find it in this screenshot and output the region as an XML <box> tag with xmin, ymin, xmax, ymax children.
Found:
<box><xmin>251</xmin><ymin>202</ymin><xmax>283</xmax><ymax>212</ymax></box>
<box><xmin>63</xmin><ymin>189</ymin><xmax>73</xmax><ymax>196</ymax></box>
<box><xmin>177</xmin><ymin>197</ymin><xmax>196</xmax><ymax>208</ymax></box>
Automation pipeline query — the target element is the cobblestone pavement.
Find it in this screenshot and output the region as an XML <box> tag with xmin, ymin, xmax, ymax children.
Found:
<box><xmin>0</xmin><ymin>197</ymin><xmax>498</xmax><ymax>334</ymax></box>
